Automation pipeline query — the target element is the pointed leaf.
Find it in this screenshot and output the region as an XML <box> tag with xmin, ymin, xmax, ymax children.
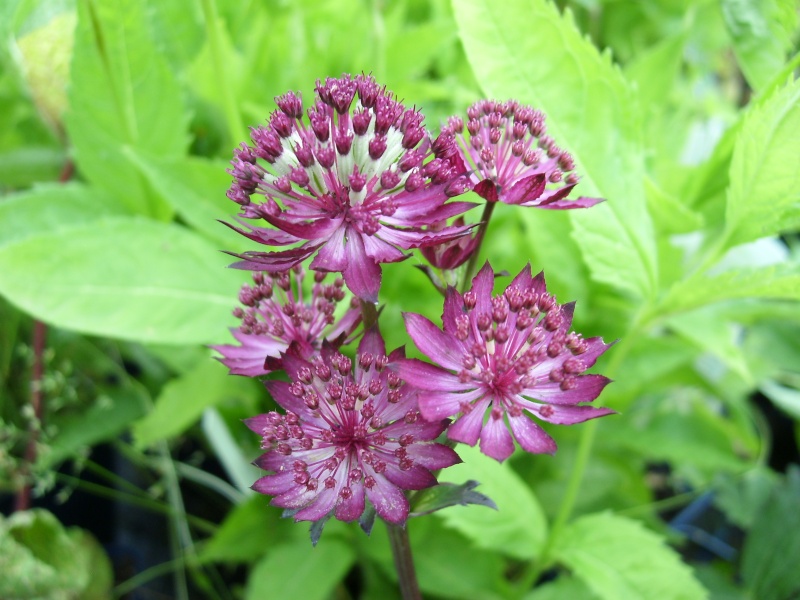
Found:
<box><xmin>410</xmin><ymin>480</ymin><xmax>497</xmax><ymax>516</ymax></box>
<box><xmin>454</xmin><ymin>0</ymin><xmax>657</xmax><ymax>299</ymax></box>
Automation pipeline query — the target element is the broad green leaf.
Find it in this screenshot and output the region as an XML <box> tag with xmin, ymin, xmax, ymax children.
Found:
<box><xmin>721</xmin><ymin>0</ymin><xmax>797</xmax><ymax>92</ymax></box>
<box><xmin>645</xmin><ymin>178</ymin><xmax>704</xmax><ymax>235</ymax></box>
<box><xmin>0</xmin><ymin>217</ymin><xmax>244</xmax><ymax>345</ymax></box>
<box><xmin>201</xmin><ymin>495</ymin><xmax>293</xmax><ymax>563</ymax></box>
<box><xmin>667</xmin><ymin>308</ymin><xmax>752</xmax><ymax>384</ymax></box>
<box><xmin>602</xmin><ymin>393</ymin><xmax>755</xmax><ymax>479</ymax></box>
<box><xmin>0</xmin><ymin>509</ymin><xmax>113</xmax><ymax>600</ymax></box>
<box><xmin>437</xmin><ymin>444</ymin><xmax>547</xmax><ymax>560</ymax></box>
<box><xmin>245</xmin><ymin>538</ymin><xmax>355</xmax><ymax>600</ymax></box>
<box><xmin>454</xmin><ymin>0</ymin><xmax>657</xmax><ymax>300</ymax></box>
<box><xmin>624</xmin><ymin>31</ymin><xmax>686</xmax><ymax>112</ymax></box>
<box><xmin>133</xmin><ymin>358</ymin><xmax>259</xmax><ymax>448</ymax></box>
<box><xmin>524</xmin><ymin>575</ymin><xmax>596</xmax><ymax>600</ymax></box>
<box><xmin>124</xmin><ymin>151</ymin><xmax>249</xmax><ymax>251</ymax></box>
<box><xmin>760</xmin><ymin>379</ymin><xmax>800</xmax><ymax>420</ymax></box>
<box><xmin>741</xmin><ymin>468</ymin><xmax>800</xmax><ymax>600</ymax></box>
<box><xmin>725</xmin><ymin>77</ymin><xmax>800</xmax><ymax>246</ymax></box>
<box><xmin>0</xmin><ymin>182</ymin><xmax>127</xmax><ymax>250</ymax></box>
<box><xmin>713</xmin><ymin>467</ymin><xmax>779</xmax><ymax>529</ymax></box>
<box><xmin>554</xmin><ymin>512</ymin><xmax>708</xmax><ymax>600</ymax></box>
<box><xmin>663</xmin><ymin>262</ymin><xmax>800</xmax><ymax>315</ymax></box>
<box><xmin>64</xmin><ymin>0</ymin><xmax>189</xmax><ymax>217</ymax></box>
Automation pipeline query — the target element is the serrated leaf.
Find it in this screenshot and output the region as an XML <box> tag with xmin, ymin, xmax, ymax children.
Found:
<box><xmin>454</xmin><ymin>0</ymin><xmax>657</xmax><ymax>299</ymax></box>
<box><xmin>554</xmin><ymin>512</ymin><xmax>708</xmax><ymax>600</ymax></box>
<box><xmin>664</xmin><ymin>262</ymin><xmax>800</xmax><ymax>314</ymax></box>
<box><xmin>722</xmin><ymin>0</ymin><xmax>797</xmax><ymax>92</ymax></box>
<box><xmin>245</xmin><ymin>538</ymin><xmax>355</xmax><ymax>600</ymax></box>
<box><xmin>133</xmin><ymin>359</ymin><xmax>257</xmax><ymax>448</ymax></box>
<box><xmin>741</xmin><ymin>468</ymin><xmax>800</xmax><ymax>600</ymax></box>
<box><xmin>725</xmin><ymin>77</ymin><xmax>800</xmax><ymax>246</ymax></box>
<box><xmin>437</xmin><ymin>444</ymin><xmax>547</xmax><ymax>560</ymax></box>
<box><xmin>0</xmin><ymin>217</ymin><xmax>243</xmax><ymax>344</ymax></box>
<box><xmin>64</xmin><ymin>0</ymin><xmax>189</xmax><ymax>217</ymax></box>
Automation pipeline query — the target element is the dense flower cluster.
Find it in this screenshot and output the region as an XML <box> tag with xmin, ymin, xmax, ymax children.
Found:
<box><xmin>224</xmin><ymin>74</ymin><xmax>474</xmax><ymax>302</ymax></box>
<box><xmin>444</xmin><ymin>99</ymin><xmax>603</xmax><ymax>209</ymax></box>
<box><xmin>246</xmin><ymin>329</ymin><xmax>460</xmax><ymax>524</ymax></box>
<box><xmin>398</xmin><ymin>263</ymin><xmax>614</xmax><ymax>462</ymax></box>
<box><xmin>213</xmin><ymin>268</ymin><xmax>361</xmax><ymax>376</ymax></box>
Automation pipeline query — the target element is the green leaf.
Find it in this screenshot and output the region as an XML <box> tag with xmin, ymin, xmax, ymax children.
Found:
<box><xmin>760</xmin><ymin>379</ymin><xmax>800</xmax><ymax>420</ymax></box>
<box><xmin>721</xmin><ymin>0</ymin><xmax>797</xmax><ymax>92</ymax></box>
<box><xmin>0</xmin><ymin>182</ymin><xmax>128</xmax><ymax>250</ymax></box>
<box><xmin>713</xmin><ymin>467</ymin><xmax>779</xmax><ymax>529</ymax></box>
<box><xmin>201</xmin><ymin>495</ymin><xmax>293</xmax><ymax>563</ymax></box>
<box><xmin>124</xmin><ymin>151</ymin><xmax>250</xmax><ymax>251</ymax></box>
<box><xmin>0</xmin><ymin>509</ymin><xmax>113</xmax><ymax>600</ymax></box>
<box><xmin>725</xmin><ymin>77</ymin><xmax>800</xmax><ymax>246</ymax></box>
<box><xmin>524</xmin><ymin>575</ymin><xmax>596</xmax><ymax>600</ymax></box>
<box><xmin>741</xmin><ymin>468</ymin><xmax>800</xmax><ymax>600</ymax></box>
<box><xmin>664</xmin><ymin>263</ymin><xmax>800</xmax><ymax>314</ymax></box>
<box><xmin>645</xmin><ymin>178</ymin><xmax>704</xmax><ymax>235</ymax></box>
<box><xmin>0</xmin><ymin>217</ymin><xmax>244</xmax><ymax>345</ymax></box>
<box><xmin>410</xmin><ymin>480</ymin><xmax>497</xmax><ymax>516</ymax></box>
<box><xmin>554</xmin><ymin>512</ymin><xmax>708</xmax><ymax>600</ymax></box>
<box><xmin>624</xmin><ymin>31</ymin><xmax>686</xmax><ymax>111</ymax></box>
<box><xmin>667</xmin><ymin>308</ymin><xmax>752</xmax><ymax>384</ymax></box>
<box><xmin>133</xmin><ymin>359</ymin><xmax>257</xmax><ymax>448</ymax></box>
<box><xmin>454</xmin><ymin>0</ymin><xmax>657</xmax><ymax>299</ymax></box>
<box><xmin>245</xmin><ymin>538</ymin><xmax>355</xmax><ymax>600</ymax></box>
<box><xmin>437</xmin><ymin>444</ymin><xmax>547</xmax><ymax>560</ymax></box>
<box><xmin>64</xmin><ymin>0</ymin><xmax>189</xmax><ymax>217</ymax></box>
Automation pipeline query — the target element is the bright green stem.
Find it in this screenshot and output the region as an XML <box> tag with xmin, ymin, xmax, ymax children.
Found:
<box><xmin>460</xmin><ymin>201</ymin><xmax>496</xmax><ymax>293</ymax></box>
<box><xmin>200</xmin><ymin>0</ymin><xmax>245</xmax><ymax>146</ymax></box>
<box><xmin>387</xmin><ymin>522</ymin><xmax>422</xmax><ymax>600</ymax></box>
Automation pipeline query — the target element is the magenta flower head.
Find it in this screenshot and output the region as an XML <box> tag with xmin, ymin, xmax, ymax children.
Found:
<box><xmin>224</xmin><ymin>74</ymin><xmax>475</xmax><ymax>303</ymax></box>
<box><xmin>212</xmin><ymin>267</ymin><xmax>361</xmax><ymax>377</ymax></box>
<box><xmin>246</xmin><ymin>328</ymin><xmax>461</xmax><ymax>524</ymax></box>
<box><xmin>445</xmin><ymin>100</ymin><xmax>603</xmax><ymax>209</ymax></box>
<box><xmin>397</xmin><ymin>263</ymin><xmax>614</xmax><ymax>462</ymax></box>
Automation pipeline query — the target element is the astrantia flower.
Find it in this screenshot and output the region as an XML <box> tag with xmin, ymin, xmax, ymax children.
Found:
<box><xmin>444</xmin><ymin>99</ymin><xmax>603</xmax><ymax>209</ymax></box>
<box><xmin>212</xmin><ymin>267</ymin><xmax>361</xmax><ymax>376</ymax></box>
<box><xmin>225</xmin><ymin>73</ymin><xmax>474</xmax><ymax>302</ymax></box>
<box><xmin>246</xmin><ymin>328</ymin><xmax>460</xmax><ymax>524</ymax></box>
<box><xmin>397</xmin><ymin>263</ymin><xmax>614</xmax><ymax>462</ymax></box>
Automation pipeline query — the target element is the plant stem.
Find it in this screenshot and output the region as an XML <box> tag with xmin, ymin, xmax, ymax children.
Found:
<box><xmin>460</xmin><ymin>201</ymin><xmax>496</xmax><ymax>292</ymax></box>
<box><xmin>14</xmin><ymin>160</ymin><xmax>72</xmax><ymax>512</ymax></box>
<box><xmin>386</xmin><ymin>522</ymin><xmax>422</xmax><ymax>600</ymax></box>
<box><xmin>359</xmin><ymin>300</ymin><xmax>421</xmax><ymax>599</ymax></box>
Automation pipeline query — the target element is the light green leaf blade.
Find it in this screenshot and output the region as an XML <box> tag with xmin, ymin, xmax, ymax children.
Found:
<box><xmin>453</xmin><ymin>0</ymin><xmax>657</xmax><ymax>299</ymax></box>
<box><xmin>133</xmin><ymin>359</ymin><xmax>258</xmax><ymax>448</ymax></box>
<box><xmin>721</xmin><ymin>0</ymin><xmax>797</xmax><ymax>92</ymax></box>
<box><xmin>0</xmin><ymin>182</ymin><xmax>129</xmax><ymax>250</ymax></box>
<box><xmin>64</xmin><ymin>0</ymin><xmax>189</xmax><ymax>217</ymax></box>
<box><xmin>0</xmin><ymin>218</ymin><xmax>243</xmax><ymax>345</ymax></box>
<box><xmin>245</xmin><ymin>538</ymin><xmax>355</xmax><ymax>600</ymax></box>
<box><xmin>124</xmin><ymin>151</ymin><xmax>250</xmax><ymax>251</ymax></box>
<box><xmin>664</xmin><ymin>262</ymin><xmax>800</xmax><ymax>315</ymax></box>
<box><xmin>437</xmin><ymin>444</ymin><xmax>547</xmax><ymax>560</ymax></box>
<box><xmin>554</xmin><ymin>512</ymin><xmax>708</xmax><ymax>600</ymax></box>
<box><xmin>725</xmin><ymin>77</ymin><xmax>800</xmax><ymax>246</ymax></box>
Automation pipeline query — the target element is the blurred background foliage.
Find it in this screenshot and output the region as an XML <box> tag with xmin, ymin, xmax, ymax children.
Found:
<box><xmin>0</xmin><ymin>0</ymin><xmax>799</xmax><ymax>598</ymax></box>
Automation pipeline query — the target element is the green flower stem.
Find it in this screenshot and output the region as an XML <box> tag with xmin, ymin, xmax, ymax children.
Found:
<box><xmin>460</xmin><ymin>201</ymin><xmax>497</xmax><ymax>293</ymax></box>
<box><xmin>387</xmin><ymin>522</ymin><xmax>423</xmax><ymax>600</ymax></box>
<box><xmin>200</xmin><ymin>0</ymin><xmax>245</xmax><ymax>146</ymax></box>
